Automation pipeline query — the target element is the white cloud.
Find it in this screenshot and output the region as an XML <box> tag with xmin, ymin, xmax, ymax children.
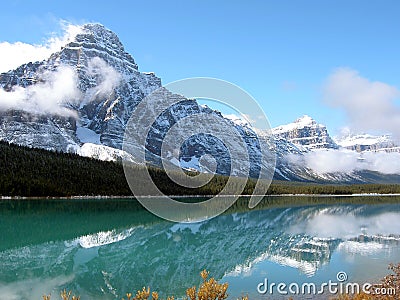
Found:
<box><xmin>87</xmin><ymin>57</ymin><xmax>121</xmax><ymax>97</ymax></box>
<box><xmin>287</xmin><ymin>210</ymin><xmax>400</xmax><ymax>239</ymax></box>
<box><xmin>324</xmin><ymin>68</ymin><xmax>400</xmax><ymax>137</ymax></box>
<box><xmin>0</xmin><ymin>65</ymin><xmax>81</xmax><ymax>117</ymax></box>
<box><xmin>0</xmin><ymin>24</ymin><xmax>122</xmax><ymax>117</ymax></box>
<box><xmin>0</xmin><ymin>57</ymin><xmax>122</xmax><ymax>118</ymax></box>
<box><xmin>223</xmin><ymin>113</ymin><xmax>252</xmax><ymax>127</ymax></box>
<box><xmin>0</xmin><ymin>22</ymin><xmax>83</xmax><ymax>73</ymax></box>
<box><xmin>362</xmin><ymin>151</ymin><xmax>400</xmax><ymax>174</ymax></box>
<box><xmin>287</xmin><ymin>149</ymin><xmax>400</xmax><ymax>175</ymax></box>
<box><xmin>306</xmin><ymin>149</ymin><xmax>360</xmax><ymax>174</ymax></box>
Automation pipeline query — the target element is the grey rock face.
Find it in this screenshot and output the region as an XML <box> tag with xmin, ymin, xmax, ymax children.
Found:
<box><xmin>0</xmin><ymin>111</ymin><xmax>80</xmax><ymax>152</ymax></box>
<box><xmin>272</xmin><ymin>115</ymin><xmax>338</xmax><ymax>150</ymax></box>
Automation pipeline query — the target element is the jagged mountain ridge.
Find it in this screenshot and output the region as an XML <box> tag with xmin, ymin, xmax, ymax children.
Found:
<box><xmin>0</xmin><ymin>23</ymin><xmax>398</xmax><ymax>183</ymax></box>
<box><xmin>335</xmin><ymin>132</ymin><xmax>400</xmax><ymax>153</ymax></box>
<box><xmin>0</xmin><ymin>24</ymin><xmax>161</xmax><ymax>152</ymax></box>
<box><xmin>0</xmin><ymin>23</ymin><xmax>280</xmax><ymax>180</ymax></box>
<box><xmin>272</xmin><ymin>115</ymin><xmax>338</xmax><ymax>150</ymax></box>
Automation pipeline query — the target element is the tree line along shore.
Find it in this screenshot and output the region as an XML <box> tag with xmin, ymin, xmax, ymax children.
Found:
<box><xmin>1</xmin><ymin>141</ymin><xmax>400</xmax><ymax>197</ymax></box>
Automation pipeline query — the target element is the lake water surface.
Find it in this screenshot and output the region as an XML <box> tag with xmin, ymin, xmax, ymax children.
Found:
<box><xmin>1</xmin><ymin>197</ymin><xmax>400</xmax><ymax>299</ymax></box>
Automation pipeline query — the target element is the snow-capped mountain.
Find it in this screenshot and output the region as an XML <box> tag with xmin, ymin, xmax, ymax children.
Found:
<box><xmin>335</xmin><ymin>132</ymin><xmax>400</xmax><ymax>153</ymax></box>
<box><xmin>0</xmin><ymin>23</ymin><xmax>161</xmax><ymax>154</ymax></box>
<box><xmin>272</xmin><ymin>115</ymin><xmax>338</xmax><ymax>150</ymax></box>
<box><xmin>0</xmin><ymin>23</ymin><xmax>279</xmax><ymax>179</ymax></box>
<box><xmin>0</xmin><ymin>23</ymin><xmax>399</xmax><ymax>183</ymax></box>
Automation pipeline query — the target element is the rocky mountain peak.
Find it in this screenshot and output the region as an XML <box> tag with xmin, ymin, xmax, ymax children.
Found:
<box><xmin>81</xmin><ymin>23</ymin><xmax>119</xmax><ymax>39</ymax></box>
<box><xmin>0</xmin><ymin>23</ymin><xmax>162</xmax><ymax>152</ymax></box>
<box><xmin>48</xmin><ymin>23</ymin><xmax>138</xmax><ymax>75</ymax></box>
<box><xmin>272</xmin><ymin>115</ymin><xmax>338</xmax><ymax>150</ymax></box>
<box><xmin>294</xmin><ymin>115</ymin><xmax>316</xmax><ymax>126</ymax></box>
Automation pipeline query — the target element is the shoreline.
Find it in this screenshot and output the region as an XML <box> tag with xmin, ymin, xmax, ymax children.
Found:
<box><xmin>2</xmin><ymin>193</ymin><xmax>400</xmax><ymax>200</ymax></box>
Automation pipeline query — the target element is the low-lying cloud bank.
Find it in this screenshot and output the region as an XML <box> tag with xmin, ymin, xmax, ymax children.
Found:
<box><xmin>0</xmin><ymin>56</ymin><xmax>121</xmax><ymax>118</ymax></box>
<box><xmin>287</xmin><ymin>149</ymin><xmax>400</xmax><ymax>175</ymax></box>
<box><xmin>0</xmin><ymin>65</ymin><xmax>81</xmax><ymax>117</ymax></box>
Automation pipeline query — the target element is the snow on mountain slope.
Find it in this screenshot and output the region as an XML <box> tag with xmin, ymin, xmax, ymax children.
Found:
<box><xmin>222</xmin><ymin>113</ymin><xmax>252</xmax><ymax>128</ymax></box>
<box><xmin>78</xmin><ymin>143</ymin><xmax>136</xmax><ymax>162</ymax></box>
<box><xmin>272</xmin><ymin>115</ymin><xmax>338</xmax><ymax>150</ymax></box>
<box><xmin>76</xmin><ymin>126</ymin><xmax>101</xmax><ymax>144</ymax></box>
<box><xmin>273</xmin><ymin>115</ymin><xmax>315</xmax><ymax>133</ymax></box>
<box><xmin>335</xmin><ymin>132</ymin><xmax>399</xmax><ymax>153</ymax></box>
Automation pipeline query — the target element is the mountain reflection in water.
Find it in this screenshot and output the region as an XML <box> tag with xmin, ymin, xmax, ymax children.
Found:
<box><xmin>0</xmin><ymin>198</ymin><xmax>399</xmax><ymax>299</ymax></box>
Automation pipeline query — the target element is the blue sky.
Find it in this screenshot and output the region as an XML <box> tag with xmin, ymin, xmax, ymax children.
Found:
<box><xmin>0</xmin><ymin>0</ymin><xmax>399</xmax><ymax>135</ymax></box>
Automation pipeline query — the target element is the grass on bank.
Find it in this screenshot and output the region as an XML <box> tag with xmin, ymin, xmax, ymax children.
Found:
<box><xmin>1</xmin><ymin>141</ymin><xmax>400</xmax><ymax>197</ymax></box>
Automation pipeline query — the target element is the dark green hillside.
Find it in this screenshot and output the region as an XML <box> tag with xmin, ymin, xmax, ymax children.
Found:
<box><xmin>1</xmin><ymin>141</ymin><xmax>400</xmax><ymax>197</ymax></box>
<box><xmin>0</xmin><ymin>141</ymin><xmax>245</xmax><ymax>196</ymax></box>
<box><xmin>0</xmin><ymin>141</ymin><xmax>131</xmax><ymax>196</ymax></box>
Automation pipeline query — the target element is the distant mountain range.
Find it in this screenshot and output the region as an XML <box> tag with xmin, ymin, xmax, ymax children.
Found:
<box><xmin>335</xmin><ymin>132</ymin><xmax>399</xmax><ymax>152</ymax></box>
<box><xmin>0</xmin><ymin>23</ymin><xmax>399</xmax><ymax>183</ymax></box>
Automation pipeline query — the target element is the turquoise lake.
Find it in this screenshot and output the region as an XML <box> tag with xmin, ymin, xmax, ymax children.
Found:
<box><xmin>1</xmin><ymin>197</ymin><xmax>400</xmax><ymax>299</ymax></box>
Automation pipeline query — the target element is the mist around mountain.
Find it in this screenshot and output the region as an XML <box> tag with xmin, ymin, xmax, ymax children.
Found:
<box><xmin>0</xmin><ymin>23</ymin><xmax>399</xmax><ymax>184</ymax></box>
<box><xmin>270</xmin><ymin>115</ymin><xmax>400</xmax><ymax>181</ymax></box>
